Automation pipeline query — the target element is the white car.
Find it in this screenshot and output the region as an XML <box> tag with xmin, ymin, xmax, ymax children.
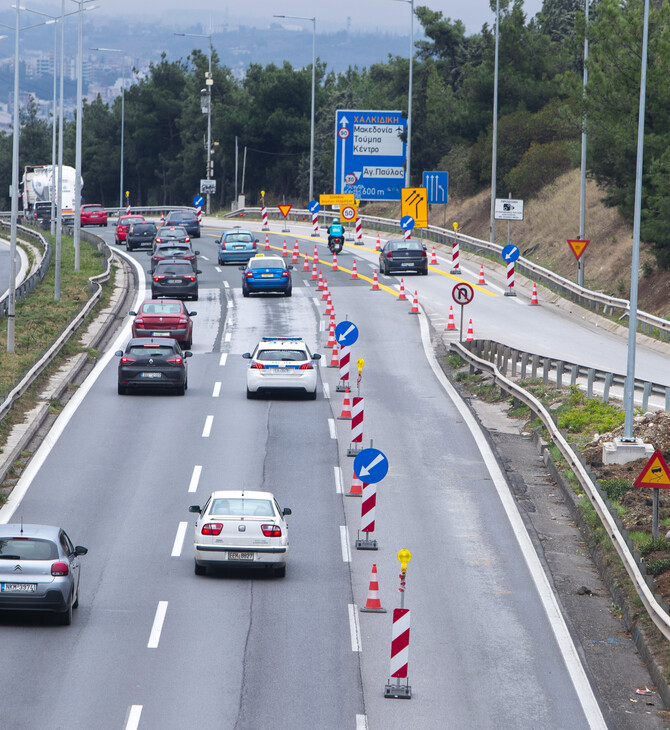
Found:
<box><xmin>242</xmin><ymin>336</ymin><xmax>321</xmax><ymax>399</ymax></box>
<box><xmin>189</xmin><ymin>490</ymin><xmax>291</xmax><ymax>577</ymax></box>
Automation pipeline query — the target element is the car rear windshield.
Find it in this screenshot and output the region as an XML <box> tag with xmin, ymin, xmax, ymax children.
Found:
<box><xmin>157</xmin><ymin>246</ymin><xmax>189</xmax><ymax>255</ymax></box>
<box><xmin>121</xmin><ymin>216</ymin><xmax>143</xmax><ymax>225</ymax></box>
<box><xmin>0</xmin><ymin>538</ymin><xmax>58</xmax><ymax>560</ymax></box>
<box><xmin>209</xmin><ymin>498</ymin><xmax>274</xmax><ymax>517</ymax></box>
<box><xmin>132</xmin><ymin>223</ymin><xmax>156</xmax><ymax>233</ymax></box>
<box><xmin>84</xmin><ymin>205</ymin><xmax>104</xmax><ymax>212</ymax></box>
<box><xmin>140</xmin><ymin>302</ymin><xmax>182</xmax><ymax>314</ymax></box>
<box><xmin>392</xmin><ymin>241</ymin><xmax>423</xmax><ymax>251</ymax></box>
<box><xmin>249</xmin><ymin>258</ymin><xmax>284</xmax><ymax>269</ymax></box>
<box><xmin>256</xmin><ymin>349</ymin><xmax>307</xmax><ymax>361</ymax></box>
<box><xmin>170</xmin><ymin>212</ymin><xmax>196</xmax><ymax>221</ymax></box>
<box><xmin>225</xmin><ymin>233</ymin><xmax>253</xmax><ymax>243</ymax></box>
<box><xmin>155</xmin><ymin>261</ymin><xmax>193</xmax><ymax>273</ymax></box>
<box><xmin>127</xmin><ymin>345</ymin><xmax>175</xmax><ymax>358</ymax></box>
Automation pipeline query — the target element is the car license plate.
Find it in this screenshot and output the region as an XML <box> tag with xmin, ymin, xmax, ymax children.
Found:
<box><xmin>151</xmin><ymin>331</ymin><xmax>170</xmax><ymax>337</ymax></box>
<box><xmin>228</xmin><ymin>551</ymin><xmax>254</xmax><ymax>561</ymax></box>
<box><xmin>234</xmin><ymin>245</ymin><xmax>244</xmax><ymax>249</ymax></box>
<box><xmin>261</xmin><ymin>273</ymin><xmax>274</xmax><ymax>278</ymax></box>
<box><xmin>401</xmin><ymin>262</ymin><xmax>413</xmax><ymax>267</ymax></box>
<box><xmin>168</xmin><ymin>279</ymin><xmax>181</xmax><ymax>284</ymax></box>
<box><xmin>1</xmin><ymin>583</ymin><xmax>37</xmax><ymax>592</ymax></box>
<box><xmin>140</xmin><ymin>372</ymin><xmax>161</xmax><ymax>379</ymax></box>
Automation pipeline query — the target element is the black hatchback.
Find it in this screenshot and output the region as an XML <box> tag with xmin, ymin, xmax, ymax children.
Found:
<box><xmin>116</xmin><ymin>337</ymin><xmax>192</xmax><ymax>395</ymax></box>
<box><xmin>150</xmin><ymin>259</ymin><xmax>201</xmax><ymax>300</ymax></box>
<box><xmin>126</xmin><ymin>222</ymin><xmax>157</xmax><ymax>251</ymax></box>
<box><xmin>164</xmin><ymin>210</ymin><xmax>200</xmax><ymax>238</ymax></box>
<box><xmin>379</xmin><ymin>239</ymin><xmax>428</xmax><ymax>275</ymax></box>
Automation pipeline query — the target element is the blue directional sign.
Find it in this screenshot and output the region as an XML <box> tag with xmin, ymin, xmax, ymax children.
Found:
<box><xmin>502</xmin><ymin>244</ymin><xmax>520</xmax><ymax>263</ymax></box>
<box><xmin>422</xmin><ymin>171</ymin><xmax>448</xmax><ymax>205</ymax></box>
<box><xmin>400</xmin><ymin>215</ymin><xmax>415</xmax><ymax>231</ymax></box>
<box><xmin>354</xmin><ymin>448</ymin><xmax>389</xmax><ymax>484</ymax></box>
<box><xmin>335</xmin><ymin>320</ymin><xmax>359</xmax><ymax>347</ymax></box>
<box><xmin>308</xmin><ymin>200</ymin><xmax>321</xmax><ymax>214</ymax></box>
<box><xmin>334</xmin><ymin>109</ymin><xmax>407</xmax><ymax>202</ymax></box>
<box><xmin>193</xmin><ymin>195</ymin><xmax>204</xmax><ymax>207</ymax></box>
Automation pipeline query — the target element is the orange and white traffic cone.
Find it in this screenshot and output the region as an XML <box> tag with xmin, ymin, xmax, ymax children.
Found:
<box><xmin>329</xmin><ymin>343</ymin><xmax>340</xmax><ymax>368</ymax></box>
<box><xmin>360</xmin><ymin>563</ymin><xmax>386</xmax><ymax>613</ymax></box>
<box><xmin>311</xmin><ymin>261</ymin><xmax>318</xmax><ymax>280</ymax></box>
<box><xmin>317</xmin><ymin>270</ymin><xmax>324</xmax><ymax>290</ymax></box>
<box><xmin>375</xmin><ymin>234</ymin><xmax>381</xmax><ymax>251</ymax></box>
<box><xmin>351</xmin><ymin>259</ymin><xmax>358</xmax><ymax>279</ymax></box>
<box><xmin>291</xmin><ymin>240</ymin><xmax>299</xmax><ymax>263</ymax></box>
<box><xmin>338</xmin><ymin>386</ymin><xmax>352</xmax><ymax>419</ymax></box>
<box><xmin>303</xmin><ymin>253</ymin><xmax>310</xmax><ymax>271</ymax></box>
<box><xmin>478</xmin><ymin>264</ymin><xmax>487</xmax><ymax>285</ymax></box>
<box><xmin>430</xmin><ymin>245</ymin><xmax>438</xmax><ymax>265</ymax></box>
<box><xmin>466</xmin><ymin>319</ymin><xmax>474</xmax><ymax>341</ymax></box>
<box><xmin>325</xmin><ymin>293</ymin><xmax>333</xmax><ymax>316</ymax></box>
<box><xmin>264</xmin><ymin>233</ymin><xmax>270</xmax><ymax>251</ymax></box>
<box><xmin>370</xmin><ymin>269</ymin><xmax>380</xmax><ymax>291</ymax></box>
<box><xmin>321</xmin><ymin>278</ymin><xmax>330</xmax><ymax>300</ymax></box>
<box><xmin>346</xmin><ymin>470</ymin><xmax>363</xmax><ymax>497</ymax></box>
<box><xmin>446</xmin><ymin>306</ymin><xmax>456</xmax><ymax>330</ymax></box>
<box><xmin>409</xmin><ymin>290</ymin><xmax>419</xmax><ymax>314</ymax></box>
<box><xmin>326</xmin><ymin>321</ymin><xmax>336</xmax><ymax>348</ymax></box>
<box><xmin>313</xmin><ymin>243</ymin><xmax>319</xmax><ymax>265</ymax></box>
<box><xmin>332</xmin><ymin>250</ymin><xmax>339</xmax><ymax>271</ymax></box>
<box><xmin>397</xmin><ymin>278</ymin><xmax>407</xmax><ymax>301</ymax></box>
<box><xmin>530</xmin><ymin>282</ymin><xmax>539</xmax><ymax>306</ymax></box>
<box><xmin>281</xmin><ymin>239</ymin><xmax>288</xmax><ymax>257</ymax></box>
<box><xmin>160</xmin><ymin>212</ymin><xmax>165</xmax><ymax>225</ymax></box>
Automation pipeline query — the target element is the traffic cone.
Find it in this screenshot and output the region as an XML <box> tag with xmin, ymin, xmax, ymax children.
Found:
<box><xmin>313</xmin><ymin>244</ymin><xmax>319</xmax><ymax>265</ymax></box>
<box><xmin>370</xmin><ymin>269</ymin><xmax>380</xmax><ymax>291</ymax></box>
<box><xmin>303</xmin><ymin>253</ymin><xmax>310</xmax><ymax>271</ymax></box>
<box><xmin>397</xmin><ymin>278</ymin><xmax>407</xmax><ymax>301</ymax></box>
<box><xmin>311</xmin><ymin>261</ymin><xmax>318</xmax><ymax>280</ymax></box>
<box><xmin>325</xmin><ymin>294</ymin><xmax>333</xmax><ymax>316</ymax></box>
<box><xmin>326</xmin><ymin>321</ymin><xmax>336</xmax><ymax>348</ymax></box>
<box><xmin>321</xmin><ymin>278</ymin><xmax>330</xmax><ymax>300</ymax></box>
<box><xmin>351</xmin><ymin>259</ymin><xmax>358</xmax><ymax>279</ymax></box>
<box><xmin>317</xmin><ymin>270</ymin><xmax>324</xmax><ymax>290</ymax></box>
<box><xmin>281</xmin><ymin>239</ymin><xmax>288</xmax><ymax>257</ymax></box>
<box><xmin>346</xmin><ymin>470</ymin><xmax>363</xmax><ymax>497</ymax></box>
<box><xmin>430</xmin><ymin>245</ymin><xmax>438</xmax><ymax>265</ymax></box>
<box><xmin>338</xmin><ymin>386</ymin><xmax>352</xmax><ymax>419</ymax></box>
<box><xmin>375</xmin><ymin>234</ymin><xmax>381</xmax><ymax>251</ymax></box>
<box><xmin>530</xmin><ymin>282</ymin><xmax>539</xmax><ymax>306</ymax></box>
<box><xmin>329</xmin><ymin>308</ymin><xmax>336</xmax><ymax>326</ymax></box>
<box><xmin>466</xmin><ymin>319</ymin><xmax>474</xmax><ymax>341</ymax></box>
<box><xmin>160</xmin><ymin>212</ymin><xmax>164</xmax><ymax>225</ymax></box>
<box><xmin>291</xmin><ymin>240</ymin><xmax>299</xmax><ymax>263</ymax></box>
<box><xmin>360</xmin><ymin>563</ymin><xmax>386</xmax><ymax>613</ymax></box>
<box><xmin>332</xmin><ymin>250</ymin><xmax>339</xmax><ymax>271</ymax></box>
<box><xmin>265</xmin><ymin>233</ymin><xmax>270</xmax><ymax>251</ymax></box>
<box><xmin>478</xmin><ymin>264</ymin><xmax>487</xmax><ymax>285</ymax></box>
<box><xmin>409</xmin><ymin>290</ymin><xmax>419</xmax><ymax>314</ymax></box>
<box><xmin>329</xmin><ymin>343</ymin><xmax>340</xmax><ymax>368</ymax></box>
<box><xmin>446</xmin><ymin>306</ymin><xmax>456</xmax><ymax>330</ymax></box>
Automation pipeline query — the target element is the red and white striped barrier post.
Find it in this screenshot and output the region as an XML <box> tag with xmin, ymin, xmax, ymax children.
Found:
<box><xmin>450</xmin><ymin>239</ymin><xmax>461</xmax><ymax>274</ymax></box>
<box><xmin>356</xmin><ymin>215</ymin><xmax>363</xmax><ymax>244</ymax></box>
<box><xmin>384</xmin><ymin>549</ymin><xmax>412</xmax><ymax>699</ymax></box>
<box><xmin>404</xmin><ymin>228</ymin><xmax>411</xmax><ymax>240</ymax></box>
<box><xmin>337</xmin><ymin>345</ymin><xmax>350</xmax><ymax>392</ymax></box>
<box><xmin>261</xmin><ymin>196</ymin><xmax>269</xmax><ymax>230</ymax></box>
<box><xmin>505</xmin><ymin>260</ymin><xmax>517</xmax><ymax>296</ymax></box>
<box><xmin>347</xmin><ymin>397</ymin><xmax>364</xmax><ymax>456</ymax></box>
<box><xmin>196</xmin><ymin>205</ymin><xmax>202</xmax><ymax>225</ymax></box>
<box><xmin>311</xmin><ymin>211</ymin><xmax>319</xmax><ymax>237</ymax></box>
<box><xmin>355</xmin><ymin>481</ymin><xmax>378</xmax><ymax>550</ymax></box>
<box><xmin>125</xmin><ymin>191</ymin><xmax>130</xmax><ymax>216</ymax></box>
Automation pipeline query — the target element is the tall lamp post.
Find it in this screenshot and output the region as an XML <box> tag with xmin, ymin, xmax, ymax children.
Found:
<box><xmin>391</xmin><ymin>0</ymin><xmax>414</xmax><ymax>187</ymax></box>
<box><xmin>273</xmin><ymin>14</ymin><xmax>316</xmax><ymax>202</ymax></box>
<box><xmin>489</xmin><ymin>0</ymin><xmax>501</xmax><ymax>244</ymax></box>
<box><xmin>175</xmin><ymin>31</ymin><xmax>213</xmax><ymax>215</ymax></box>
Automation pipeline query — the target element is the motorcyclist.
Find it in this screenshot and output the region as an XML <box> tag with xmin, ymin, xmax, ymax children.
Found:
<box><xmin>328</xmin><ymin>218</ymin><xmax>344</xmax><ymax>240</ymax></box>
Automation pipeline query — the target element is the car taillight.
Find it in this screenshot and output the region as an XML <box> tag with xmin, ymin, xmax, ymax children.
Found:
<box><xmin>185</xmin><ymin>236</ymin><xmax>191</xmax><ymax>243</ymax></box>
<box><xmin>184</xmin><ymin>253</ymin><xmax>194</xmax><ymax>260</ymax></box>
<box><xmin>184</xmin><ymin>274</ymin><xmax>196</xmax><ymax>281</ymax></box>
<box><xmin>177</xmin><ymin>318</ymin><xmax>188</xmax><ymax>327</ymax></box>
<box><xmin>220</xmin><ymin>241</ymin><xmax>227</xmax><ymax>250</ymax></box>
<box><xmin>421</xmin><ymin>250</ymin><xmax>427</xmax><ymax>258</ymax></box>
<box><xmin>153</xmin><ymin>275</ymin><xmax>167</xmax><ymax>282</ymax></box>
<box><xmin>155</xmin><ymin>238</ymin><xmax>163</xmax><ymax>243</ymax></box>
<box><xmin>245</xmin><ymin>271</ymin><xmax>254</xmax><ymax>278</ymax></box>
<box><xmin>298</xmin><ymin>362</ymin><xmax>314</xmax><ymax>370</ymax></box>
<box><xmin>386</xmin><ymin>251</ymin><xmax>393</xmax><ymax>258</ymax></box>
<box><xmin>135</xmin><ymin>318</ymin><xmax>144</xmax><ymax>327</ymax></box>
<box><xmin>261</xmin><ymin>524</ymin><xmax>282</xmax><ymax>538</ymax></box>
<box><xmin>166</xmin><ymin>356</ymin><xmax>183</xmax><ymax>365</ymax></box>
<box><xmin>250</xmin><ymin>361</ymin><xmax>265</xmax><ymax>369</ymax></box>
<box><xmin>281</xmin><ymin>271</ymin><xmax>289</xmax><ymax>278</ymax></box>
<box><xmin>120</xmin><ymin>356</ymin><xmax>137</xmax><ymax>364</ymax></box>
<box><xmin>51</xmin><ymin>562</ymin><xmax>69</xmax><ymax>576</ymax></box>
<box><xmin>201</xmin><ymin>523</ymin><xmax>223</xmax><ymax>535</ymax></box>
<box><xmin>252</xmin><ymin>242</ymin><xmax>257</xmax><ymax>249</ymax></box>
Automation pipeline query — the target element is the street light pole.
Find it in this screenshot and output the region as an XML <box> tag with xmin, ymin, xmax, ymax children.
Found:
<box><xmin>51</xmin><ymin>16</ymin><xmax>58</xmax><ymax>235</ymax></box>
<box><xmin>391</xmin><ymin>0</ymin><xmax>414</xmax><ymax>187</ymax></box>
<box><xmin>8</xmin><ymin>2</ymin><xmax>20</xmax><ymax>351</ymax></box>
<box><xmin>73</xmin><ymin>0</ymin><xmax>83</xmax><ymax>271</ymax></box>
<box><xmin>55</xmin><ymin>0</ymin><xmax>65</xmax><ymax>300</ymax></box>
<box><xmin>489</xmin><ymin>0</ymin><xmax>500</xmax><ymax>244</ymax></box>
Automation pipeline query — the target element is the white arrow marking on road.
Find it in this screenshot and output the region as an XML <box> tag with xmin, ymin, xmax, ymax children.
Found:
<box><xmin>358</xmin><ymin>453</ymin><xmax>385</xmax><ymax>477</ymax></box>
<box><xmin>337</xmin><ymin>324</ymin><xmax>356</xmax><ymax>342</ymax></box>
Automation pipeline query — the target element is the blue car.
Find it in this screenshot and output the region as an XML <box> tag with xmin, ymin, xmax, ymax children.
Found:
<box><xmin>218</xmin><ymin>228</ymin><xmax>259</xmax><ymax>265</ymax></box>
<box><xmin>240</xmin><ymin>255</ymin><xmax>293</xmax><ymax>297</ymax></box>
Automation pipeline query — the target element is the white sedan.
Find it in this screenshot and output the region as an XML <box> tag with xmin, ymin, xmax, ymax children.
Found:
<box><xmin>242</xmin><ymin>336</ymin><xmax>321</xmax><ymax>399</ymax></box>
<box><xmin>189</xmin><ymin>490</ymin><xmax>291</xmax><ymax>577</ymax></box>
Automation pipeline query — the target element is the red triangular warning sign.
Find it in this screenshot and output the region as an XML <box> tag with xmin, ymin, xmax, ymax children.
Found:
<box><xmin>567</xmin><ymin>239</ymin><xmax>590</xmax><ymax>261</ymax></box>
<box><xmin>634</xmin><ymin>449</ymin><xmax>670</xmax><ymax>489</ymax></box>
<box><xmin>278</xmin><ymin>204</ymin><xmax>292</xmax><ymax>219</ymax></box>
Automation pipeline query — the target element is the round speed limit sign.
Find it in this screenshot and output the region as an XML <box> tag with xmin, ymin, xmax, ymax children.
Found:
<box><xmin>341</xmin><ymin>205</ymin><xmax>357</xmax><ymax>222</ymax></box>
<box><xmin>338</xmin><ymin>127</ymin><xmax>350</xmax><ymax>139</ymax></box>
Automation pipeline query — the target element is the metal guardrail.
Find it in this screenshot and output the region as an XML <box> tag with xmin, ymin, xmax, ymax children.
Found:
<box><xmin>450</xmin><ymin>339</ymin><xmax>670</xmax><ymax>642</ymax></box>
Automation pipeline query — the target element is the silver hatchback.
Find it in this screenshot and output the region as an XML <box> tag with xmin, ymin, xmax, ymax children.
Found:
<box><xmin>0</xmin><ymin>524</ymin><xmax>87</xmax><ymax>625</ymax></box>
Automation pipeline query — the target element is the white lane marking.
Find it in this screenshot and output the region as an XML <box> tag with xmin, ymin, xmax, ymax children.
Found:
<box><xmin>340</xmin><ymin>525</ymin><xmax>351</xmax><ymax>562</ymax></box>
<box><xmin>228</xmin><ymin>298</ymin><xmax>235</xmax><ymax>308</ymax></box>
<box><xmin>302</xmin><ymin>279</ymin><xmax>310</xmax><ymax>287</ymax></box>
<box><xmin>124</xmin><ymin>706</ymin><xmax>143</xmax><ymax>730</ymax></box>
<box><xmin>215</xmin><ymin>266</ymin><xmax>221</xmax><ymax>273</ymax></box>
<box><xmin>223</xmin><ymin>280</ymin><xmax>230</xmax><ymax>288</ymax></box>
<box><xmin>348</xmin><ymin>604</ymin><xmax>362</xmax><ymax>652</ymax></box>
<box><xmin>224</xmin><ymin>332</ymin><xmax>232</xmax><ymax>343</ymax></box>
<box><xmin>417</xmin><ymin>312</ymin><xmax>607</xmax><ymax>729</ymax></box>
<box><xmin>312</xmin><ymin>297</ymin><xmax>320</xmax><ymax>306</ymax></box>
<box><xmin>212</xmin><ymin>381</ymin><xmax>222</xmax><ymax>397</ymax></box>
<box><xmin>147</xmin><ymin>601</ymin><xmax>168</xmax><ymax>649</ymax></box>
<box><xmin>323</xmin><ymin>382</ymin><xmax>330</xmax><ymax>399</ymax></box>
<box><xmin>188</xmin><ymin>465</ymin><xmax>202</xmax><ymax>493</ymax></box>
<box><xmin>334</xmin><ymin>466</ymin><xmax>342</xmax><ymax>494</ymax></box>
<box><xmin>200</xmin><ymin>255</ymin><xmax>209</xmax><ymax>261</ymax></box>
<box><xmin>328</xmin><ymin>418</ymin><xmax>337</xmax><ymax>439</ymax></box>
<box><xmin>202</xmin><ymin>416</ymin><xmax>214</xmax><ymax>438</ymax></box>
<box><xmin>219</xmin><ymin>353</ymin><xmax>228</xmax><ymax>366</ymax></box>
<box><xmin>320</xmin><ymin>320</ymin><xmax>325</xmax><ymax>332</ymax></box>
<box><xmin>171</xmin><ymin>522</ymin><xmax>188</xmax><ymax>557</ymax></box>
<box><xmin>355</xmin><ymin>716</ymin><xmax>368</xmax><ymax>730</ymax></box>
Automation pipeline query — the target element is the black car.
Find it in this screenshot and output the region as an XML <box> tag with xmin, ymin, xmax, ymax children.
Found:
<box><xmin>150</xmin><ymin>258</ymin><xmax>200</xmax><ymax>300</ymax></box>
<box><xmin>379</xmin><ymin>239</ymin><xmax>428</xmax><ymax>275</ymax></box>
<box><xmin>126</xmin><ymin>221</ymin><xmax>158</xmax><ymax>251</ymax></box>
<box><xmin>164</xmin><ymin>210</ymin><xmax>200</xmax><ymax>238</ymax></box>
<box><xmin>115</xmin><ymin>337</ymin><xmax>192</xmax><ymax>395</ymax></box>
<box><xmin>154</xmin><ymin>225</ymin><xmax>190</xmax><ymax>244</ymax></box>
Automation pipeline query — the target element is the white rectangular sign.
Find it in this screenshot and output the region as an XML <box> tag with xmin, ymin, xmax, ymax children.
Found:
<box><xmin>200</xmin><ymin>179</ymin><xmax>216</xmax><ymax>194</ymax></box>
<box><xmin>353</xmin><ymin>125</ymin><xmax>404</xmax><ymax>157</ymax></box>
<box><xmin>362</xmin><ymin>166</ymin><xmax>405</xmax><ymax>179</ymax></box>
<box><xmin>495</xmin><ymin>198</ymin><xmax>524</xmax><ymax>220</ymax></box>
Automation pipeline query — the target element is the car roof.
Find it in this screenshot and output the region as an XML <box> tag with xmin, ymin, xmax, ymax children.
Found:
<box><xmin>139</xmin><ymin>298</ymin><xmax>183</xmax><ymax>307</ymax></box>
<box><xmin>223</xmin><ymin>228</ymin><xmax>254</xmax><ymax>236</ymax></box>
<box><xmin>0</xmin><ymin>524</ymin><xmax>61</xmax><ymax>539</ymax></box>
<box><xmin>127</xmin><ymin>337</ymin><xmax>179</xmax><ymax>347</ymax></box>
<box><xmin>207</xmin><ymin>490</ymin><xmax>276</xmax><ymax>500</ymax></box>
<box><xmin>248</xmin><ymin>256</ymin><xmax>284</xmax><ymax>265</ymax></box>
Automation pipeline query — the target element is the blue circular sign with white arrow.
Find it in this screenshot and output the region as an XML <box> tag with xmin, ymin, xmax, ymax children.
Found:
<box><xmin>308</xmin><ymin>200</ymin><xmax>321</xmax><ymax>214</ymax></box>
<box><xmin>501</xmin><ymin>244</ymin><xmax>520</xmax><ymax>263</ymax></box>
<box><xmin>354</xmin><ymin>447</ymin><xmax>389</xmax><ymax>484</ymax></box>
<box><xmin>400</xmin><ymin>215</ymin><xmax>415</xmax><ymax>231</ymax></box>
<box><xmin>335</xmin><ymin>320</ymin><xmax>359</xmax><ymax>347</ymax></box>
<box><xmin>193</xmin><ymin>195</ymin><xmax>205</xmax><ymax>207</ymax></box>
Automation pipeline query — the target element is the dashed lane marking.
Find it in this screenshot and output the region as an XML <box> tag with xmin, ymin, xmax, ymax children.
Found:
<box><xmin>147</xmin><ymin>601</ymin><xmax>168</xmax><ymax>649</ymax></box>
<box><xmin>171</xmin><ymin>522</ymin><xmax>188</xmax><ymax>557</ymax></box>
<box><xmin>188</xmin><ymin>465</ymin><xmax>202</xmax><ymax>494</ymax></box>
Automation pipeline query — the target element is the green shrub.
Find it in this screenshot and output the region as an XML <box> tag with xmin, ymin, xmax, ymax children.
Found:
<box><xmin>503</xmin><ymin>140</ymin><xmax>576</xmax><ymax>199</ymax></box>
<box><xmin>645</xmin><ymin>557</ymin><xmax>670</xmax><ymax>576</ymax></box>
<box><xmin>640</xmin><ymin>536</ymin><xmax>670</xmax><ymax>557</ymax></box>
<box><xmin>600</xmin><ymin>478</ymin><xmax>632</xmax><ymax>503</ymax></box>
<box><xmin>557</xmin><ymin>398</ymin><xmax>625</xmax><ymax>433</ymax></box>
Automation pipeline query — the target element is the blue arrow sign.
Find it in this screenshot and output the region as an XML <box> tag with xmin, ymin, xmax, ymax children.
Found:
<box><xmin>400</xmin><ymin>215</ymin><xmax>415</xmax><ymax>230</ymax></box>
<box><xmin>422</xmin><ymin>171</ymin><xmax>448</xmax><ymax>205</ymax></box>
<box><xmin>335</xmin><ymin>320</ymin><xmax>359</xmax><ymax>347</ymax></box>
<box><xmin>334</xmin><ymin>109</ymin><xmax>407</xmax><ymax>202</ymax></box>
<box><xmin>354</xmin><ymin>448</ymin><xmax>389</xmax><ymax>484</ymax></box>
<box><xmin>502</xmin><ymin>244</ymin><xmax>520</xmax><ymax>263</ymax></box>
<box><xmin>308</xmin><ymin>200</ymin><xmax>321</xmax><ymax>214</ymax></box>
<box><xmin>193</xmin><ymin>195</ymin><xmax>204</xmax><ymax>207</ymax></box>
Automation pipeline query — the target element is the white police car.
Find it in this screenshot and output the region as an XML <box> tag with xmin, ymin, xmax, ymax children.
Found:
<box><xmin>242</xmin><ymin>337</ymin><xmax>321</xmax><ymax>399</ymax></box>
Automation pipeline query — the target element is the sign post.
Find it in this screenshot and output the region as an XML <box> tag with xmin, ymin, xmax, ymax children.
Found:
<box><xmin>452</xmin><ymin>282</ymin><xmax>474</xmax><ymax>341</ymax></box>
<box><xmin>634</xmin><ymin>449</ymin><xmax>670</xmax><ymax>539</ymax></box>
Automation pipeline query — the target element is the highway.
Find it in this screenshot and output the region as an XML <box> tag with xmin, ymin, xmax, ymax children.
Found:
<box><xmin>1</xmin><ymin>220</ymin><xmax>667</xmax><ymax>728</ymax></box>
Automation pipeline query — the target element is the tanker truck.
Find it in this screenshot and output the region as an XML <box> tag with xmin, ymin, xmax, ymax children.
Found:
<box><xmin>20</xmin><ymin>164</ymin><xmax>82</xmax><ymax>226</ymax></box>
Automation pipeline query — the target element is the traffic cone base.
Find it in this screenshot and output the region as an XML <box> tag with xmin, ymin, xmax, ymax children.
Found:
<box><xmin>360</xmin><ymin>563</ymin><xmax>386</xmax><ymax>613</ymax></box>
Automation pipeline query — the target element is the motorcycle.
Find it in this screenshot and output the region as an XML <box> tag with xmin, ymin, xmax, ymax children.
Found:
<box><xmin>328</xmin><ymin>235</ymin><xmax>344</xmax><ymax>254</ymax></box>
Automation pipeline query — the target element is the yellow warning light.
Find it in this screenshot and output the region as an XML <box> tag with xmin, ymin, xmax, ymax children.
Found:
<box><xmin>452</xmin><ymin>221</ymin><xmax>458</xmax><ymax>231</ymax></box>
<box><xmin>261</xmin><ymin>190</ymin><xmax>265</xmax><ymax>198</ymax></box>
<box><xmin>125</xmin><ymin>190</ymin><xmax>130</xmax><ymax>198</ymax></box>
<box><xmin>357</xmin><ymin>357</ymin><xmax>365</xmax><ymax>375</ymax></box>
<box><xmin>397</xmin><ymin>548</ymin><xmax>412</xmax><ymax>573</ymax></box>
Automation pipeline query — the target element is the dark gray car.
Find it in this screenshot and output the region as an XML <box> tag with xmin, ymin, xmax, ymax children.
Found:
<box><xmin>0</xmin><ymin>524</ymin><xmax>87</xmax><ymax>625</ymax></box>
<box><xmin>164</xmin><ymin>210</ymin><xmax>200</xmax><ymax>238</ymax></box>
<box><xmin>379</xmin><ymin>238</ymin><xmax>428</xmax><ymax>275</ymax></box>
<box><xmin>150</xmin><ymin>258</ymin><xmax>201</xmax><ymax>300</ymax></box>
<box><xmin>126</xmin><ymin>222</ymin><xmax>158</xmax><ymax>251</ymax></box>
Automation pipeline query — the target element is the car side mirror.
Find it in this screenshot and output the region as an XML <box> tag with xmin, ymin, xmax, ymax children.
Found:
<box><xmin>242</xmin><ymin>352</ymin><xmax>251</xmax><ymax>359</ymax></box>
<box><xmin>255</xmin><ymin>239</ymin><xmax>259</xmax><ymax>243</ymax></box>
<box><xmin>238</xmin><ymin>265</ymin><xmax>245</xmax><ymax>270</ymax></box>
<box><xmin>195</xmin><ymin>251</ymin><xmax>200</xmax><ymax>255</ymax></box>
<box><xmin>74</xmin><ymin>546</ymin><xmax>88</xmax><ymax>556</ymax></box>
<box><xmin>282</xmin><ymin>507</ymin><xmax>292</xmax><ymax>516</ymax></box>
<box><xmin>147</xmin><ymin>251</ymin><xmax>152</xmax><ymax>255</ymax></box>
<box><xmin>184</xmin><ymin>351</ymin><xmax>193</xmax><ymax>358</ymax></box>
<box><xmin>288</xmin><ymin>265</ymin><xmax>294</xmax><ymax>270</ymax></box>
<box><xmin>312</xmin><ymin>353</ymin><xmax>322</xmax><ymax>360</ymax></box>
<box><xmin>196</xmin><ymin>269</ymin><xmax>202</xmax><ymax>274</ymax></box>
<box><xmin>148</xmin><ymin>270</ymin><xmax>153</xmax><ymax>275</ymax></box>
<box><xmin>114</xmin><ymin>350</ymin><xmax>123</xmax><ymax>357</ymax></box>
<box><xmin>188</xmin><ymin>311</ymin><xmax>197</xmax><ymax>316</ymax></box>
<box><xmin>189</xmin><ymin>505</ymin><xmax>201</xmax><ymax>513</ymax></box>
<box><xmin>129</xmin><ymin>311</ymin><xmax>137</xmax><ymax>316</ymax></box>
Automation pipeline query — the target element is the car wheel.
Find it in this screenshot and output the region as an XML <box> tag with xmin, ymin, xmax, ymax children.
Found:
<box><xmin>58</xmin><ymin>598</ymin><xmax>73</xmax><ymax>625</ymax></box>
<box><xmin>184</xmin><ymin>339</ymin><xmax>192</xmax><ymax>350</ymax></box>
<box><xmin>285</xmin><ymin>288</ymin><xmax>292</xmax><ymax>297</ymax></box>
<box><xmin>117</xmin><ymin>383</ymin><xmax>127</xmax><ymax>395</ymax></box>
<box><xmin>192</xmin><ymin>292</ymin><xmax>199</xmax><ymax>301</ymax></box>
<box><xmin>127</xmin><ymin>243</ymin><xmax>134</xmax><ymax>251</ymax></box>
<box><xmin>242</xmin><ymin>287</ymin><xmax>249</xmax><ymax>298</ymax></box>
<box><xmin>246</xmin><ymin>387</ymin><xmax>256</xmax><ymax>400</ymax></box>
<box><xmin>73</xmin><ymin>587</ymin><xmax>79</xmax><ymax>609</ymax></box>
<box><xmin>194</xmin><ymin>561</ymin><xmax>207</xmax><ymax>576</ymax></box>
<box><xmin>422</xmin><ymin>267</ymin><xmax>428</xmax><ymax>275</ymax></box>
<box><xmin>274</xmin><ymin>564</ymin><xmax>286</xmax><ymax>578</ymax></box>
<box><xmin>306</xmin><ymin>389</ymin><xmax>317</xmax><ymax>401</ymax></box>
<box><xmin>176</xmin><ymin>383</ymin><xmax>186</xmax><ymax>396</ymax></box>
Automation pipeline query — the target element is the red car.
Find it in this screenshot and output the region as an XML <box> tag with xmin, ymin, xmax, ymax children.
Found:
<box><xmin>129</xmin><ymin>299</ymin><xmax>196</xmax><ymax>349</ymax></box>
<box><xmin>80</xmin><ymin>203</ymin><xmax>108</xmax><ymax>227</ymax></box>
<box><xmin>115</xmin><ymin>214</ymin><xmax>145</xmax><ymax>244</ymax></box>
